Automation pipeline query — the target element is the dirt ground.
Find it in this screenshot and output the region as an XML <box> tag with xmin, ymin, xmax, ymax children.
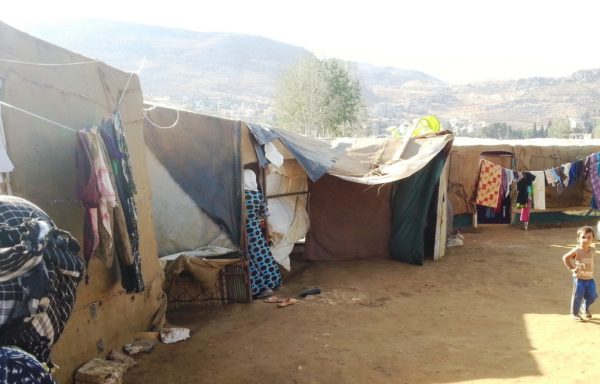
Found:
<box><xmin>123</xmin><ymin>224</ymin><xmax>600</xmax><ymax>384</ymax></box>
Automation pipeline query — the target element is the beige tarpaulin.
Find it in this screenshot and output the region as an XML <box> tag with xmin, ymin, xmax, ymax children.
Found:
<box><xmin>449</xmin><ymin>138</ymin><xmax>600</xmax><ymax>215</ymax></box>
<box><xmin>327</xmin><ymin>133</ymin><xmax>453</xmax><ymax>184</ymax></box>
<box><xmin>265</xmin><ymin>161</ymin><xmax>309</xmax><ymax>271</ymax></box>
<box><xmin>163</xmin><ymin>255</ymin><xmax>241</xmax><ymax>295</ymax></box>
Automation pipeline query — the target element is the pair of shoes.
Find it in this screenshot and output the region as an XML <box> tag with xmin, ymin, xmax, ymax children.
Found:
<box><xmin>571</xmin><ymin>313</ymin><xmax>584</xmax><ymax>321</ymax></box>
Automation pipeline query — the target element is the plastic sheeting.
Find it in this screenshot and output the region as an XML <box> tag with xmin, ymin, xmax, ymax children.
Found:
<box><xmin>390</xmin><ymin>151</ymin><xmax>449</xmax><ymax>265</ymax></box>
<box><xmin>144</xmin><ymin>108</ymin><xmax>242</xmax><ymax>246</ymax></box>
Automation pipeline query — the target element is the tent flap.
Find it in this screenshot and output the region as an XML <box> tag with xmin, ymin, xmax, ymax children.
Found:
<box><xmin>390</xmin><ymin>151</ymin><xmax>449</xmax><ymax>265</ymax></box>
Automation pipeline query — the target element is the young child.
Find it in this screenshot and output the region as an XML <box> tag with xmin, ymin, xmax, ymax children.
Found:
<box><xmin>562</xmin><ymin>226</ymin><xmax>597</xmax><ymax>321</ymax></box>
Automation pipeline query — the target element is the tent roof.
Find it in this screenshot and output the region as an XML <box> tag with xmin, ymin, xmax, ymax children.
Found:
<box><xmin>247</xmin><ymin>122</ymin><xmax>454</xmax><ymax>185</ymax></box>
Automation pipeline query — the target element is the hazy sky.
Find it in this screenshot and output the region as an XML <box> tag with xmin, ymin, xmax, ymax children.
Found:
<box><xmin>3</xmin><ymin>0</ymin><xmax>600</xmax><ymax>83</ymax></box>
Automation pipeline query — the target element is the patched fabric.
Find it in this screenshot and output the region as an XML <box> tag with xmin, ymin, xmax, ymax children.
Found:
<box><xmin>475</xmin><ymin>159</ymin><xmax>503</xmax><ymax>208</ymax></box>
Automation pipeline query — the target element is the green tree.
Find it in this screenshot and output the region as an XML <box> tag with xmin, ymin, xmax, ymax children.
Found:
<box><xmin>274</xmin><ymin>56</ymin><xmax>368</xmax><ymax>137</ymax></box>
<box><xmin>547</xmin><ymin>117</ymin><xmax>571</xmax><ymax>138</ymax></box>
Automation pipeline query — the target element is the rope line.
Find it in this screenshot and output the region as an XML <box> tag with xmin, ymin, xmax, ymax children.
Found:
<box><xmin>0</xmin><ymin>100</ymin><xmax>77</xmax><ymax>133</ymax></box>
<box><xmin>0</xmin><ymin>58</ymin><xmax>100</xmax><ymax>66</ymax></box>
<box><xmin>142</xmin><ymin>107</ymin><xmax>180</xmax><ymax>129</ymax></box>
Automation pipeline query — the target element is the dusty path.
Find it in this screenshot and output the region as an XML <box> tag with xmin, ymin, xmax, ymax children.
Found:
<box><xmin>123</xmin><ymin>225</ymin><xmax>600</xmax><ymax>383</ymax></box>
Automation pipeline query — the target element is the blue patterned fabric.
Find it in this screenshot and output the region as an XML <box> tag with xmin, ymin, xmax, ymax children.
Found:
<box><xmin>244</xmin><ymin>190</ymin><xmax>281</xmax><ymax>296</ymax></box>
<box><xmin>0</xmin><ymin>346</ymin><xmax>56</xmax><ymax>383</ymax></box>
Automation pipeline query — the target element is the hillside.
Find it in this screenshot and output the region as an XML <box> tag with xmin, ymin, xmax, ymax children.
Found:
<box><xmin>24</xmin><ymin>20</ymin><xmax>600</xmax><ymax>132</ymax></box>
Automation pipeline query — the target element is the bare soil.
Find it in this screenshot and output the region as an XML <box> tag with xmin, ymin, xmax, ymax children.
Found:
<box><xmin>123</xmin><ymin>225</ymin><xmax>600</xmax><ymax>384</ymax></box>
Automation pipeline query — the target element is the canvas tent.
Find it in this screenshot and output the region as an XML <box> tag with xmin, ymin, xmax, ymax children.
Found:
<box><xmin>0</xmin><ymin>22</ymin><xmax>165</xmax><ymax>383</ymax></box>
<box><xmin>448</xmin><ymin>137</ymin><xmax>600</xmax><ymax>226</ymax></box>
<box><xmin>143</xmin><ymin>104</ymin><xmax>454</xmax><ymax>271</ymax></box>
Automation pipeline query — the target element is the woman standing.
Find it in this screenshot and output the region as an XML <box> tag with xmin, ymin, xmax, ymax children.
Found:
<box><xmin>243</xmin><ymin>169</ymin><xmax>282</xmax><ymax>298</ymax></box>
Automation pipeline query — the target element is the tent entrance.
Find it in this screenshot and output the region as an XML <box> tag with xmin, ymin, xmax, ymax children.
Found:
<box><xmin>475</xmin><ymin>151</ymin><xmax>514</xmax><ymax>225</ymax></box>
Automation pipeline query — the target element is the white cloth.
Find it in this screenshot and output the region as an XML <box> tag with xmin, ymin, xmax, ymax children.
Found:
<box><xmin>563</xmin><ymin>163</ymin><xmax>572</xmax><ymax>186</ymax></box>
<box><xmin>264</xmin><ymin>142</ymin><xmax>284</xmax><ymax>167</ymax></box>
<box><xmin>0</xmin><ymin>105</ymin><xmax>14</xmax><ymax>172</ymax></box>
<box><xmin>530</xmin><ymin>171</ymin><xmax>546</xmax><ymax>210</ymax></box>
<box><xmin>243</xmin><ymin>169</ymin><xmax>258</xmax><ymax>191</ymax></box>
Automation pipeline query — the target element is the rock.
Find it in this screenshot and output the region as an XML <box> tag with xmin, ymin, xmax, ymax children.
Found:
<box><xmin>107</xmin><ymin>350</ymin><xmax>137</xmax><ymax>369</ymax></box>
<box><xmin>160</xmin><ymin>327</ymin><xmax>190</xmax><ymax>344</ymax></box>
<box><xmin>75</xmin><ymin>358</ymin><xmax>126</xmax><ymax>384</ymax></box>
<box><xmin>123</xmin><ymin>339</ymin><xmax>157</xmax><ymax>355</ymax></box>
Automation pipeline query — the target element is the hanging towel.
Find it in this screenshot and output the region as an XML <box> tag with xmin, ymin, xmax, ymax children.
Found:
<box><xmin>530</xmin><ymin>171</ymin><xmax>546</xmax><ymax>210</ymax></box>
<box><xmin>475</xmin><ymin>159</ymin><xmax>503</xmax><ymax>208</ymax></box>
<box><xmin>504</xmin><ymin>169</ymin><xmax>515</xmax><ymax>197</ymax></box>
<box><xmin>520</xmin><ymin>205</ymin><xmax>530</xmax><ymax>222</ymax></box>
<box><xmin>563</xmin><ymin>163</ymin><xmax>572</xmax><ymax>186</ymax></box>
<box><xmin>544</xmin><ymin>170</ymin><xmax>555</xmax><ymax>186</ymax></box>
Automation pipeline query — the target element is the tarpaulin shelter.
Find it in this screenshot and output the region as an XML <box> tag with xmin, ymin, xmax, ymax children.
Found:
<box><xmin>143</xmin><ymin>104</ymin><xmax>454</xmax><ymax>269</ymax></box>
<box><xmin>448</xmin><ymin>138</ymin><xmax>600</xmax><ymax>227</ymax></box>
<box><xmin>0</xmin><ymin>21</ymin><xmax>165</xmax><ymax>383</ymax></box>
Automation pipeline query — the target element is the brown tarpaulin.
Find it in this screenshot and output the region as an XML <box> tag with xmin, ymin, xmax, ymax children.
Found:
<box><xmin>304</xmin><ymin>174</ymin><xmax>392</xmax><ymax>260</ymax></box>
<box><xmin>448</xmin><ymin>138</ymin><xmax>600</xmax><ymax>215</ymax></box>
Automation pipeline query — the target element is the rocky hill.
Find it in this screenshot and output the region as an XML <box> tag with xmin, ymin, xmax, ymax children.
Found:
<box><xmin>25</xmin><ymin>20</ymin><xmax>600</xmax><ymax>132</ymax></box>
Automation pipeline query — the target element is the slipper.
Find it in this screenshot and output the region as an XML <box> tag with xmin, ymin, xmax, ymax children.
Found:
<box><xmin>277</xmin><ymin>297</ymin><xmax>298</xmax><ymax>308</ymax></box>
<box><xmin>263</xmin><ymin>296</ymin><xmax>282</xmax><ymax>303</ymax></box>
<box><xmin>300</xmin><ymin>287</ymin><xmax>321</xmax><ymax>298</ymax></box>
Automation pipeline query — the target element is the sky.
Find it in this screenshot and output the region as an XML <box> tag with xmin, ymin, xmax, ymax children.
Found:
<box><xmin>2</xmin><ymin>0</ymin><xmax>600</xmax><ymax>84</ymax></box>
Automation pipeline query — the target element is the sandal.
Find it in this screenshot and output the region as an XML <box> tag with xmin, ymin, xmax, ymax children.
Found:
<box><xmin>263</xmin><ymin>296</ymin><xmax>282</xmax><ymax>303</ymax></box>
<box><xmin>277</xmin><ymin>297</ymin><xmax>298</xmax><ymax>308</ymax></box>
<box><xmin>300</xmin><ymin>287</ymin><xmax>321</xmax><ymax>298</ymax></box>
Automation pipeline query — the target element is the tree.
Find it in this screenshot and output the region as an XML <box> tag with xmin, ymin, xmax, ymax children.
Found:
<box><xmin>274</xmin><ymin>56</ymin><xmax>368</xmax><ymax>137</ymax></box>
<box><xmin>547</xmin><ymin>117</ymin><xmax>571</xmax><ymax>138</ymax></box>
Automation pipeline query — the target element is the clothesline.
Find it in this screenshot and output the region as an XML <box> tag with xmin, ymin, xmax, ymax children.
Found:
<box><xmin>0</xmin><ymin>100</ymin><xmax>78</xmax><ymax>132</ymax></box>
<box><xmin>0</xmin><ymin>58</ymin><xmax>100</xmax><ymax>66</ymax></box>
<box><xmin>474</xmin><ymin>153</ymin><xmax>599</xmax><ymax>216</ymax></box>
<box><xmin>0</xmin><ymin>56</ymin><xmax>147</xmax><ymax>134</ymax></box>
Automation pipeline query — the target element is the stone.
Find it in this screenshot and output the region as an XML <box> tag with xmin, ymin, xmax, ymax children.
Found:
<box><xmin>75</xmin><ymin>358</ymin><xmax>126</xmax><ymax>384</ymax></box>
<box><xmin>160</xmin><ymin>327</ymin><xmax>191</xmax><ymax>344</ymax></box>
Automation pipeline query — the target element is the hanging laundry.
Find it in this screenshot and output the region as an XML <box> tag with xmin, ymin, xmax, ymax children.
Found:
<box><xmin>530</xmin><ymin>170</ymin><xmax>546</xmax><ymax>210</ymax></box>
<box><xmin>563</xmin><ymin>163</ymin><xmax>572</xmax><ymax>186</ymax></box>
<box><xmin>587</xmin><ymin>154</ymin><xmax>600</xmax><ymax>205</ymax></box>
<box><xmin>504</xmin><ymin>169</ymin><xmax>515</xmax><ymax>197</ymax></box>
<box><xmin>516</xmin><ymin>172</ymin><xmax>536</xmax><ymax>205</ymax></box>
<box><xmin>76</xmin><ymin>128</ymin><xmax>118</xmax><ymax>269</ymax></box>
<box><xmin>475</xmin><ymin>159</ymin><xmax>503</xmax><ymax>208</ymax></box>
<box><xmin>569</xmin><ymin>160</ymin><xmax>584</xmax><ymax>186</ymax></box>
<box><xmin>99</xmin><ymin>112</ymin><xmax>144</xmax><ymax>293</ymax></box>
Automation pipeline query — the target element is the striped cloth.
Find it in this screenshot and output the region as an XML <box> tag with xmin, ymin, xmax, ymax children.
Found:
<box><xmin>0</xmin><ymin>196</ymin><xmax>83</xmax><ymax>365</ymax></box>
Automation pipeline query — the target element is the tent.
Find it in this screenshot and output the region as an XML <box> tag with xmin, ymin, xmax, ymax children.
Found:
<box><xmin>0</xmin><ymin>21</ymin><xmax>165</xmax><ymax>383</ymax></box>
<box><xmin>143</xmin><ymin>104</ymin><xmax>454</xmax><ymax>272</ymax></box>
<box><xmin>448</xmin><ymin>137</ymin><xmax>600</xmax><ymax>226</ymax></box>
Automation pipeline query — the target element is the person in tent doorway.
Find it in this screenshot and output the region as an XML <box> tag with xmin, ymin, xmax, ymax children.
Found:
<box><xmin>562</xmin><ymin>226</ymin><xmax>598</xmax><ymax>321</ymax></box>
<box><xmin>243</xmin><ymin>169</ymin><xmax>282</xmax><ymax>299</ymax></box>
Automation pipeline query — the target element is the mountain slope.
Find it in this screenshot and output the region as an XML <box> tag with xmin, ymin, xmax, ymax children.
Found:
<box><xmin>24</xmin><ymin>20</ymin><xmax>600</xmax><ymax>130</ymax></box>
